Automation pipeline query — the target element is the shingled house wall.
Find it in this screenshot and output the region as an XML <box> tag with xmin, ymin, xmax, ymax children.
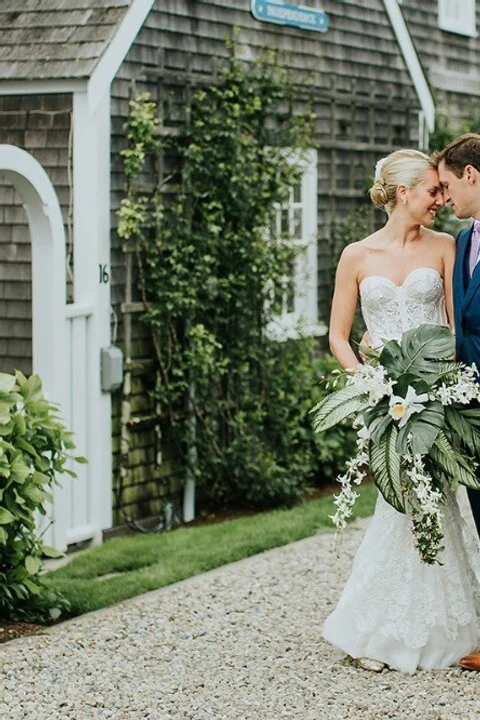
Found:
<box><xmin>400</xmin><ymin>0</ymin><xmax>480</xmax><ymax>130</ymax></box>
<box><xmin>107</xmin><ymin>0</ymin><xmax>421</xmax><ymax>524</ymax></box>
<box><xmin>0</xmin><ymin>93</ymin><xmax>72</xmax><ymax>375</ymax></box>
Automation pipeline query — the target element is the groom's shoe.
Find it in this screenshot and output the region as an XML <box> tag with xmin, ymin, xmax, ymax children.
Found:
<box><xmin>459</xmin><ymin>650</ymin><xmax>480</xmax><ymax>670</ymax></box>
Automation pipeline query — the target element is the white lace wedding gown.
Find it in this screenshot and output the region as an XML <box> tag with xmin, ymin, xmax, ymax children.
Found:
<box><xmin>322</xmin><ymin>267</ymin><xmax>480</xmax><ymax>673</ymax></box>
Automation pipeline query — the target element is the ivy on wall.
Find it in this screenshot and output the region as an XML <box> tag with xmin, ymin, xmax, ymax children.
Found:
<box><xmin>118</xmin><ymin>49</ymin><xmax>325</xmax><ymax>509</ymax></box>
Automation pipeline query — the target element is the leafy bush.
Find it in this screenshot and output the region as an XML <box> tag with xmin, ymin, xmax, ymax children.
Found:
<box><xmin>0</xmin><ymin>371</ymin><xmax>80</xmax><ymax>621</ymax></box>
<box><xmin>118</xmin><ymin>48</ymin><xmax>327</xmax><ymax>510</ymax></box>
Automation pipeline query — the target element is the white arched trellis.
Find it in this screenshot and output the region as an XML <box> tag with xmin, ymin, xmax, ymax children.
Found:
<box><xmin>0</xmin><ymin>145</ymin><xmax>67</xmax><ymax>402</ymax></box>
<box><xmin>0</xmin><ymin>144</ymin><xmax>69</xmax><ymax>547</ymax></box>
<box><xmin>0</xmin><ymin>142</ymin><xmax>114</xmax><ymax>552</ymax></box>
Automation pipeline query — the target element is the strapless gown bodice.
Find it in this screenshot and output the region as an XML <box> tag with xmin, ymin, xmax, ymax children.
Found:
<box><xmin>360</xmin><ymin>267</ymin><xmax>448</xmax><ymax>347</ymax></box>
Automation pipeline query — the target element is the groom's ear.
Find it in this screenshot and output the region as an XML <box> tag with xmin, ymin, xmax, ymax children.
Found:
<box><xmin>464</xmin><ymin>165</ymin><xmax>479</xmax><ymax>184</ymax></box>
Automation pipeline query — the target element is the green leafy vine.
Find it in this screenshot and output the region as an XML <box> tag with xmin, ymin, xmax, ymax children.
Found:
<box><xmin>118</xmin><ymin>50</ymin><xmax>325</xmax><ymax>509</ymax></box>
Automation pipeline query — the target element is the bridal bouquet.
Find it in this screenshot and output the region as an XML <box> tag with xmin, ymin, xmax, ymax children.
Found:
<box><xmin>312</xmin><ymin>324</ymin><xmax>480</xmax><ymax>564</ymax></box>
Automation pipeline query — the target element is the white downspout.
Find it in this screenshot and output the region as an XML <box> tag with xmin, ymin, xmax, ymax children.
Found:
<box><xmin>383</xmin><ymin>0</ymin><xmax>435</xmax><ymax>147</ymax></box>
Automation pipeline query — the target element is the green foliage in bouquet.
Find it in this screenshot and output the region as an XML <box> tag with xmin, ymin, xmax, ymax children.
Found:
<box><xmin>313</xmin><ymin>354</ymin><xmax>358</xmax><ymax>483</ymax></box>
<box><xmin>0</xmin><ymin>371</ymin><xmax>83</xmax><ymax>621</ymax></box>
<box><xmin>312</xmin><ymin>324</ymin><xmax>480</xmax><ymax>564</ymax></box>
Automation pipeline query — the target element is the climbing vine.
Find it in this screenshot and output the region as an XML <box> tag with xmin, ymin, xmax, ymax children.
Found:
<box><xmin>118</xmin><ymin>49</ymin><xmax>325</xmax><ymax>509</ymax></box>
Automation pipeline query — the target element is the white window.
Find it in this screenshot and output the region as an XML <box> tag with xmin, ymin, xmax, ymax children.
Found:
<box><xmin>438</xmin><ymin>0</ymin><xmax>477</xmax><ymax>37</ymax></box>
<box><xmin>266</xmin><ymin>148</ymin><xmax>326</xmax><ymax>342</ymax></box>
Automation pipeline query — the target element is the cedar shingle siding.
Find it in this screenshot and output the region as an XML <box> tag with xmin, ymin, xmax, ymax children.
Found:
<box><xmin>401</xmin><ymin>1</ymin><xmax>480</xmax><ymax>127</ymax></box>
<box><xmin>0</xmin><ymin>93</ymin><xmax>72</xmax><ymax>375</ymax></box>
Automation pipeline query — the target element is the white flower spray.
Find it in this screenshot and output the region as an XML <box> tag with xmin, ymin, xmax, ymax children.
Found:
<box><xmin>348</xmin><ymin>363</ymin><xmax>395</xmax><ymax>406</ymax></box>
<box><xmin>435</xmin><ymin>363</ymin><xmax>480</xmax><ymax>406</ymax></box>
<box><xmin>329</xmin><ymin>419</ymin><xmax>369</xmax><ymax>532</ymax></box>
<box><xmin>404</xmin><ymin>450</ymin><xmax>444</xmax><ymax>563</ymax></box>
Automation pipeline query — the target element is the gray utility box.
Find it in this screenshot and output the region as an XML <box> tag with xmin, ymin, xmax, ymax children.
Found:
<box><xmin>101</xmin><ymin>346</ymin><xmax>124</xmax><ymax>393</ymax></box>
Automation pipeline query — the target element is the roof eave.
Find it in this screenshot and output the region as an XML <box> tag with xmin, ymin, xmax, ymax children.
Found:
<box><xmin>87</xmin><ymin>0</ymin><xmax>155</xmax><ymax>114</ymax></box>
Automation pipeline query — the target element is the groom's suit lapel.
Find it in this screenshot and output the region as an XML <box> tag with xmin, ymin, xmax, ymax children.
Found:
<box><xmin>459</xmin><ymin>226</ymin><xmax>480</xmax><ymax>312</ymax></box>
<box><xmin>454</xmin><ymin>227</ymin><xmax>469</xmax><ymax>334</ymax></box>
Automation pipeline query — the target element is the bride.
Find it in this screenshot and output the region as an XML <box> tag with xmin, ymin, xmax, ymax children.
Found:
<box><xmin>323</xmin><ymin>149</ymin><xmax>480</xmax><ymax>673</ymax></box>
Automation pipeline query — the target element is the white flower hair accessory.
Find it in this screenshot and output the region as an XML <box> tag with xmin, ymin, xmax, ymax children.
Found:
<box><xmin>374</xmin><ymin>157</ymin><xmax>387</xmax><ymax>183</ymax></box>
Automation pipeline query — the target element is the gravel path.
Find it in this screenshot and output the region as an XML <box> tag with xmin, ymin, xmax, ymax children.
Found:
<box><xmin>1</xmin><ymin>518</ymin><xmax>480</xmax><ymax>720</ymax></box>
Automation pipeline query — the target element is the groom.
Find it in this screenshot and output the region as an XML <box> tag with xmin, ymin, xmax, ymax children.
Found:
<box><xmin>435</xmin><ymin>133</ymin><xmax>480</xmax><ymax>671</ymax></box>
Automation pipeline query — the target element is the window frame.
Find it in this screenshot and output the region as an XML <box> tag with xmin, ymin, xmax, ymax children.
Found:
<box><xmin>438</xmin><ymin>0</ymin><xmax>477</xmax><ymax>38</ymax></box>
<box><xmin>266</xmin><ymin>148</ymin><xmax>326</xmax><ymax>342</ymax></box>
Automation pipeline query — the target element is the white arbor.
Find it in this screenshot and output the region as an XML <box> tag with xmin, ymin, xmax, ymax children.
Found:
<box><xmin>0</xmin><ymin>144</ymin><xmax>111</xmax><ymax>549</ymax></box>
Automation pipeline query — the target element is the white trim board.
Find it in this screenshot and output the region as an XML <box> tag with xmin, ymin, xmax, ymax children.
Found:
<box><xmin>0</xmin><ymin>80</ymin><xmax>86</xmax><ymax>96</ymax></box>
<box><xmin>72</xmin><ymin>91</ymin><xmax>113</xmax><ymax>538</ymax></box>
<box><xmin>88</xmin><ymin>0</ymin><xmax>155</xmax><ymax>113</ymax></box>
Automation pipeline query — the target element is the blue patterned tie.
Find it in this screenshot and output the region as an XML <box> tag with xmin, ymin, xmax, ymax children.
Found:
<box><xmin>469</xmin><ymin>221</ymin><xmax>480</xmax><ymax>276</ymax></box>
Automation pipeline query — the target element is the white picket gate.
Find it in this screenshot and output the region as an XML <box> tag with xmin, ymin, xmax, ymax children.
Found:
<box><xmin>63</xmin><ymin>304</ymin><xmax>95</xmax><ymax>545</ymax></box>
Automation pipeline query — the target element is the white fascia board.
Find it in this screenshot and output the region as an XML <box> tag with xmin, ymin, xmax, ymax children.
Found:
<box><xmin>72</xmin><ymin>91</ymin><xmax>113</xmax><ymax>533</ymax></box>
<box><xmin>87</xmin><ymin>0</ymin><xmax>155</xmax><ymax>114</ymax></box>
<box><xmin>0</xmin><ymin>79</ymin><xmax>86</xmax><ymax>96</ymax></box>
<box><xmin>383</xmin><ymin>0</ymin><xmax>435</xmax><ymax>133</ymax></box>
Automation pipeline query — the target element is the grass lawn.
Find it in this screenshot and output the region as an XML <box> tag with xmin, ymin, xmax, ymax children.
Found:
<box><xmin>44</xmin><ymin>483</ymin><xmax>377</xmax><ymax>618</ymax></box>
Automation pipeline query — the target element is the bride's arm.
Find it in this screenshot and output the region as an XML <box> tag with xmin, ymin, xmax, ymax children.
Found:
<box><xmin>329</xmin><ymin>246</ymin><xmax>362</xmax><ymax>370</ymax></box>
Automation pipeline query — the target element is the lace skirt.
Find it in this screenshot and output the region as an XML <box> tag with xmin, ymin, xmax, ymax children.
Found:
<box><xmin>322</xmin><ymin>488</ymin><xmax>480</xmax><ymax>673</ymax></box>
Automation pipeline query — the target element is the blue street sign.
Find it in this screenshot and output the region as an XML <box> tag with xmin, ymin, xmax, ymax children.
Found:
<box><xmin>251</xmin><ymin>0</ymin><xmax>329</xmax><ymax>33</ymax></box>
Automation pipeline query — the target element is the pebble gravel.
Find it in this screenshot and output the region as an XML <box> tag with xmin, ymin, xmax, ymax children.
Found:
<box><xmin>1</xmin><ymin>519</ymin><xmax>480</xmax><ymax>720</ymax></box>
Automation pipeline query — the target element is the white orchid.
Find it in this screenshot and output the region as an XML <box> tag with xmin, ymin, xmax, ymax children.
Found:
<box><xmin>329</xmin><ymin>429</ymin><xmax>369</xmax><ymax>531</ymax></box>
<box><xmin>435</xmin><ymin>363</ymin><xmax>480</xmax><ymax>405</ymax></box>
<box><xmin>404</xmin><ymin>453</ymin><xmax>444</xmax><ymax>562</ymax></box>
<box><xmin>388</xmin><ymin>386</ymin><xmax>429</xmax><ymax>427</ymax></box>
<box><xmin>349</xmin><ymin>363</ymin><xmax>395</xmax><ymax>406</ymax></box>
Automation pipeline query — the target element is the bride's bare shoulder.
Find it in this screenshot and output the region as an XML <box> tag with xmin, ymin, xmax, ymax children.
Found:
<box><xmin>340</xmin><ymin>233</ymin><xmax>380</xmax><ymax>262</ymax></box>
<box><xmin>422</xmin><ymin>228</ymin><xmax>456</xmax><ymax>260</ymax></box>
<box><xmin>422</xmin><ymin>227</ymin><xmax>455</xmax><ymax>246</ymax></box>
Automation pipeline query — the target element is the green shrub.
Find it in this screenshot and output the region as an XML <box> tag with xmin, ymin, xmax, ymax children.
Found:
<box><xmin>0</xmin><ymin>371</ymin><xmax>80</xmax><ymax>621</ymax></box>
<box><xmin>118</xmin><ymin>49</ymin><xmax>327</xmax><ymax>510</ymax></box>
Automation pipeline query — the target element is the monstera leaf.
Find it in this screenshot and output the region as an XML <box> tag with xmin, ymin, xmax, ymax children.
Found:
<box><xmin>380</xmin><ymin>324</ymin><xmax>456</xmax><ymax>384</ymax></box>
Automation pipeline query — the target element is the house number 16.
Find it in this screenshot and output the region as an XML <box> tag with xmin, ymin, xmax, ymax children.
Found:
<box><xmin>99</xmin><ymin>264</ymin><xmax>110</xmax><ymax>283</ymax></box>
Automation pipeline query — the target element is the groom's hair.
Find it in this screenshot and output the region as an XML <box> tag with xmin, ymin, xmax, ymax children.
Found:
<box><xmin>433</xmin><ymin>133</ymin><xmax>480</xmax><ymax>177</ymax></box>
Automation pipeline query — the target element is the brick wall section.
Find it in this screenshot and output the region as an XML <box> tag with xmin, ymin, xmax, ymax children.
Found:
<box><xmin>108</xmin><ymin>0</ymin><xmax>420</xmax><ymax>523</ymax></box>
<box><xmin>0</xmin><ymin>93</ymin><xmax>72</xmax><ymax>374</ymax></box>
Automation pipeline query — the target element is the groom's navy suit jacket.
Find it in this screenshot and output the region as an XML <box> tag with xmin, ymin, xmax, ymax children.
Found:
<box><xmin>453</xmin><ymin>225</ymin><xmax>480</xmax><ymax>366</ymax></box>
<box><xmin>453</xmin><ymin>223</ymin><xmax>480</xmax><ymax>534</ymax></box>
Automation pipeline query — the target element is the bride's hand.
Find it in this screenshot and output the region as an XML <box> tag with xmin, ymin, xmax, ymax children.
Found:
<box><xmin>359</xmin><ymin>331</ymin><xmax>372</xmax><ymax>361</ymax></box>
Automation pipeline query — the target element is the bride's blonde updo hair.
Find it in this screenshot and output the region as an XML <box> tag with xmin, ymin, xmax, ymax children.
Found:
<box><xmin>369</xmin><ymin>149</ymin><xmax>435</xmax><ymax>215</ymax></box>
